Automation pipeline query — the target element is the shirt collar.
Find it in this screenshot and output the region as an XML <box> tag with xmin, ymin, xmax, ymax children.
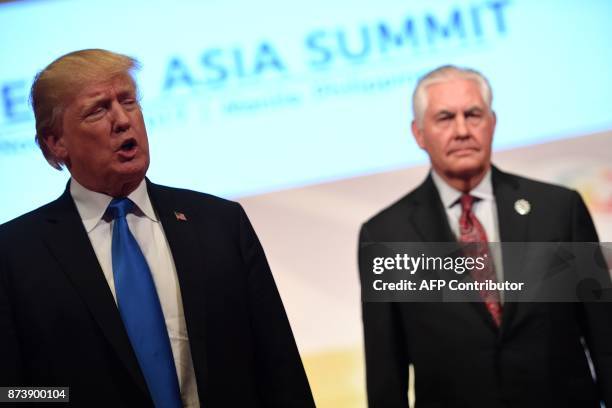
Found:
<box><xmin>70</xmin><ymin>178</ymin><xmax>158</xmax><ymax>232</ymax></box>
<box><xmin>430</xmin><ymin>168</ymin><xmax>494</xmax><ymax>209</ymax></box>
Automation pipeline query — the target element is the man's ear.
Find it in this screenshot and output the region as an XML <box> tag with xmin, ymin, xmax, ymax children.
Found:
<box><xmin>41</xmin><ymin>132</ymin><xmax>69</xmax><ymax>163</ymax></box>
<box><xmin>411</xmin><ymin>120</ymin><xmax>426</xmax><ymax>150</ymax></box>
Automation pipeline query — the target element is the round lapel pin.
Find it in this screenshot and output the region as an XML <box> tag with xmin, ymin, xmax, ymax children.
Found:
<box><xmin>514</xmin><ymin>199</ymin><xmax>531</xmax><ymax>215</ymax></box>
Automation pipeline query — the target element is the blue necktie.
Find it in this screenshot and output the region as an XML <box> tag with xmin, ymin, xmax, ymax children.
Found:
<box><xmin>108</xmin><ymin>198</ymin><xmax>182</xmax><ymax>408</ymax></box>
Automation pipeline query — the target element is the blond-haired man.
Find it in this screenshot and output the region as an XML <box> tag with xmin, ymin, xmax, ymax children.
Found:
<box><xmin>0</xmin><ymin>49</ymin><xmax>314</xmax><ymax>408</ymax></box>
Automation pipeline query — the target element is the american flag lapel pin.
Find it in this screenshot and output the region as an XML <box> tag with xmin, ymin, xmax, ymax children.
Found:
<box><xmin>174</xmin><ymin>211</ymin><xmax>188</xmax><ymax>221</ymax></box>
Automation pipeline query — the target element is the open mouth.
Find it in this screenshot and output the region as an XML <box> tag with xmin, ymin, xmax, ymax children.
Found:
<box><xmin>119</xmin><ymin>138</ymin><xmax>137</xmax><ymax>151</ymax></box>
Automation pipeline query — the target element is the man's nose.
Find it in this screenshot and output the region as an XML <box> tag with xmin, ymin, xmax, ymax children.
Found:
<box><xmin>454</xmin><ymin>114</ymin><xmax>469</xmax><ymax>138</ymax></box>
<box><xmin>111</xmin><ymin>101</ymin><xmax>131</xmax><ymax>133</ymax></box>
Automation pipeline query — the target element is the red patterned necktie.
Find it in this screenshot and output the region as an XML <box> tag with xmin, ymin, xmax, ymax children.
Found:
<box><xmin>458</xmin><ymin>194</ymin><xmax>502</xmax><ymax>327</ymax></box>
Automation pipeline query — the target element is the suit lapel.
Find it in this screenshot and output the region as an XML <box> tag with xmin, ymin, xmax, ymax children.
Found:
<box><xmin>492</xmin><ymin>167</ymin><xmax>529</xmax><ymax>244</ymax></box>
<box><xmin>146</xmin><ymin>181</ymin><xmax>211</xmax><ymax>400</ymax></box>
<box><xmin>40</xmin><ymin>188</ymin><xmax>150</xmax><ymax>399</ymax></box>
<box><xmin>408</xmin><ymin>175</ymin><xmax>455</xmax><ymax>243</ymax></box>
<box><xmin>492</xmin><ymin>167</ymin><xmax>529</xmax><ymax>333</ymax></box>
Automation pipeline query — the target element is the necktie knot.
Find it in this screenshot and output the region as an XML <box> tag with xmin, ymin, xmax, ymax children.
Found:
<box><xmin>460</xmin><ymin>194</ymin><xmax>475</xmax><ymax>214</ymax></box>
<box><xmin>108</xmin><ymin>198</ymin><xmax>134</xmax><ymax>219</ymax></box>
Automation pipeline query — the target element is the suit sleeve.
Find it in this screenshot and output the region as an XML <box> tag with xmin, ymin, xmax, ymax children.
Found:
<box><xmin>0</xmin><ymin>229</ymin><xmax>24</xmax><ymax>385</ymax></box>
<box><xmin>359</xmin><ymin>224</ymin><xmax>410</xmax><ymax>408</ymax></box>
<box><xmin>237</xmin><ymin>205</ymin><xmax>315</xmax><ymax>408</ymax></box>
<box><xmin>571</xmin><ymin>191</ymin><xmax>612</xmax><ymax>406</ymax></box>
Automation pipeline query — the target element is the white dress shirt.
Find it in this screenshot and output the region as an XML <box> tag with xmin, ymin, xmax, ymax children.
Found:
<box><xmin>70</xmin><ymin>178</ymin><xmax>200</xmax><ymax>407</ymax></box>
<box><xmin>430</xmin><ymin>169</ymin><xmax>505</xmax><ymax>286</ymax></box>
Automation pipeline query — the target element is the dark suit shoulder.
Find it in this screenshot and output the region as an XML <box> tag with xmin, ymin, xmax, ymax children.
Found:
<box><xmin>146</xmin><ymin>182</ymin><xmax>245</xmax><ymax>237</ymax></box>
<box><xmin>361</xmin><ymin>175</ymin><xmax>433</xmax><ymax>231</ymax></box>
<box><xmin>495</xmin><ymin>169</ymin><xmax>579</xmax><ymax>199</ymax></box>
<box><xmin>148</xmin><ymin>182</ymin><xmax>240</xmax><ymax>213</ymax></box>
<box><xmin>494</xmin><ymin>168</ymin><xmax>596</xmax><ymax>240</ymax></box>
<box><xmin>493</xmin><ymin>167</ymin><xmax>586</xmax><ymax>218</ymax></box>
<box><xmin>0</xmin><ymin>198</ymin><xmax>63</xmax><ymax>237</ymax></box>
<box><xmin>363</xmin><ymin>191</ymin><xmax>416</xmax><ymax>228</ymax></box>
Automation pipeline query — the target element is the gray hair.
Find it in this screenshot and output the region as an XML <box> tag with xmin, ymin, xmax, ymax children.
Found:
<box><xmin>412</xmin><ymin>65</ymin><xmax>492</xmax><ymax>128</ymax></box>
<box><xmin>30</xmin><ymin>49</ymin><xmax>140</xmax><ymax>169</ymax></box>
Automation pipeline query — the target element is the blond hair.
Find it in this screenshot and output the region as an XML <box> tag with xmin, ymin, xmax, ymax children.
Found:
<box><xmin>412</xmin><ymin>65</ymin><xmax>492</xmax><ymax>128</ymax></box>
<box><xmin>30</xmin><ymin>49</ymin><xmax>140</xmax><ymax>169</ymax></box>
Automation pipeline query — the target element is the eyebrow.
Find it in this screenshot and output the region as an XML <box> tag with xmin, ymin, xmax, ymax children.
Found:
<box><xmin>79</xmin><ymin>96</ymin><xmax>107</xmax><ymax>115</ymax></box>
<box><xmin>434</xmin><ymin>109</ymin><xmax>454</xmax><ymax>118</ymax></box>
<box><xmin>79</xmin><ymin>87</ymin><xmax>136</xmax><ymax>112</ymax></box>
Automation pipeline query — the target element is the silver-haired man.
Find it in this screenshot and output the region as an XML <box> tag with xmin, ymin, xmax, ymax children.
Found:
<box><xmin>359</xmin><ymin>65</ymin><xmax>612</xmax><ymax>407</ymax></box>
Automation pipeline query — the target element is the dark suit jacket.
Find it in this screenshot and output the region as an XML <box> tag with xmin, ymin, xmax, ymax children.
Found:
<box><xmin>359</xmin><ymin>166</ymin><xmax>612</xmax><ymax>408</ymax></box>
<box><xmin>0</xmin><ymin>180</ymin><xmax>315</xmax><ymax>407</ymax></box>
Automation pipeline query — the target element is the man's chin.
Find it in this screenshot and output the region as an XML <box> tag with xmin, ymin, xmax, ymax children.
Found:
<box><xmin>446</xmin><ymin>162</ymin><xmax>487</xmax><ymax>180</ymax></box>
<box><xmin>115</xmin><ymin>157</ymin><xmax>149</xmax><ymax>178</ymax></box>
<box><xmin>107</xmin><ymin>162</ymin><xmax>149</xmax><ymax>192</ymax></box>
